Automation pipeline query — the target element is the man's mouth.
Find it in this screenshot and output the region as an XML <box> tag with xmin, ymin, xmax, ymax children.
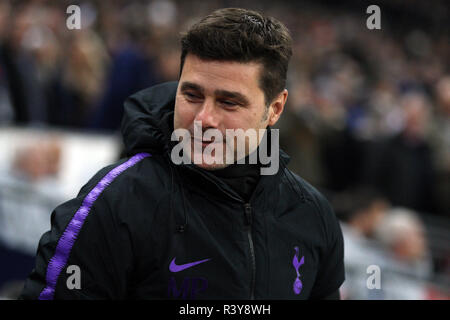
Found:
<box><xmin>192</xmin><ymin>137</ymin><xmax>222</xmax><ymax>148</ymax></box>
<box><xmin>192</xmin><ymin>137</ymin><xmax>212</xmax><ymax>147</ymax></box>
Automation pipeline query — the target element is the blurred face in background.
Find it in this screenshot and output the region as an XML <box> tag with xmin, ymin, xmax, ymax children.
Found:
<box><xmin>393</xmin><ymin>223</ymin><xmax>426</xmax><ymax>262</ymax></box>
<box><xmin>173</xmin><ymin>54</ymin><xmax>287</xmax><ymax>170</ymax></box>
<box><xmin>376</xmin><ymin>209</ymin><xmax>428</xmax><ymax>263</ymax></box>
<box><xmin>400</xmin><ymin>93</ymin><xmax>430</xmax><ymax>140</ymax></box>
<box><xmin>13</xmin><ymin>139</ymin><xmax>61</xmax><ymax>181</ymax></box>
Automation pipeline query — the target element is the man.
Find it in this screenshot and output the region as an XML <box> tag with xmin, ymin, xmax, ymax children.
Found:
<box><xmin>20</xmin><ymin>8</ymin><xmax>344</xmax><ymax>300</ymax></box>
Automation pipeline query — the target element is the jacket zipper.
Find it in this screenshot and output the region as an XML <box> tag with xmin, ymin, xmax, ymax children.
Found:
<box><xmin>244</xmin><ymin>203</ymin><xmax>256</xmax><ymax>300</ymax></box>
<box><xmin>185</xmin><ymin>165</ymin><xmax>257</xmax><ymax>299</ymax></box>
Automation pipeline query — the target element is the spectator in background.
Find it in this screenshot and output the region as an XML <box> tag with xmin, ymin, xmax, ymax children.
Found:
<box><xmin>430</xmin><ymin>76</ymin><xmax>450</xmax><ymax>217</ymax></box>
<box><xmin>335</xmin><ymin>187</ymin><xmax>390</xmax><ymax>299</ymax></box>
<box><xmin>88</xmin><ymin>5</ymin><xmax>160</xmax><ymax>131</ymax></box>
<box><xmin>364</xmin><ymin>91</ymin><xmax>437</xmax><ymax>214</ymax></box>
<box><xmin>0</xmin><ymin>137</ymin><xmax>65</xmax><ymax>293</ymax></box>
<box><xmin>374</xmin><ymin>207</ymin><xmax>433</xmax><ymax>299</ymax></box>
<box><xmin>48</xmin><ymin>30</ymin><xmax>109</xmax><ymax>128</ymax></box>
<box><xmin>88</xmin><ymin>40</ymin><xmax>159</xmax><ymax>131</ymax></box>
<box><xmin>1</xmin><ymin>2</ymin><xmax>54</xmax><ymax>125</ymax></box>
<box><xmin>0</xmin><ymin>1</ymin><xmax>14</xmax><ymax>125</ymax></box>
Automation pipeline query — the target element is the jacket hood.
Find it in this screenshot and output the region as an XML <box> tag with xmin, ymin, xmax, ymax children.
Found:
<box><xmin>121</xmin><ymin>81</ymin><xmax>179</xmax><ymax>156</ymax></box>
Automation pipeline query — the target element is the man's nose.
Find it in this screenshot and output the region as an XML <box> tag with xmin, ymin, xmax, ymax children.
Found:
<box><xmin>195</xmin><ymin>98</ymin><xmax>220</xmax><ymax>129</ymax></box>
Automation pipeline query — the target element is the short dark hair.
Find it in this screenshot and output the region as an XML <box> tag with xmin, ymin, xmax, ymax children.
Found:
<box><xmin>179</xmin><ymin>8</ymin><xmax>292</xmax><ymax>106</ymax></box>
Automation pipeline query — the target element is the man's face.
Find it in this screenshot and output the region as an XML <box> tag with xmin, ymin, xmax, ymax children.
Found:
<box><xmin>173</xmin><ymin>54</ymin><xmax>286</xmax><ymax>170</ymax></box>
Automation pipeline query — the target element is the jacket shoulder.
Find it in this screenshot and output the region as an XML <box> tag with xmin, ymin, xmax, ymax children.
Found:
<box><xmin>85</xmin><ymin>153</ymin><xmax>172</xmax><ymax>199</ymax></box>
<box><xmin>285</xmin><ymin>170</ymin><xmax>330</xmax><ymax>208</ymax></box>
<box><xmin>286</xmin><ymin>170</ymin><xmax>338</xmax><ymax>242</ymax></box>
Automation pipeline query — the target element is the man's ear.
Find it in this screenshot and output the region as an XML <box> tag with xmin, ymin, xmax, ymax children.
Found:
<box><xmin>268</xmin><ymin>89</ymin><xmax>288</xmax><ymax>126</ymax></box>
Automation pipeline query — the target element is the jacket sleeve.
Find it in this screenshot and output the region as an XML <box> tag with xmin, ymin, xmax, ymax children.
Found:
<box><xmin>19</xmin><ymin>161</ymin><xmax>136</xmax><ymax>300</ymax></box>
<box><xmin>309</xmin><ymin>192</ymin><xmax>346</xmax><ymax>299</ymax></box>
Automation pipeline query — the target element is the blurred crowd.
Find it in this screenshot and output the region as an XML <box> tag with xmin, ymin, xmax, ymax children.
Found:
<box><xmin>0</xmin><ymin>0</ymin><xmax>448</xmax><ymax>299</ymax></box>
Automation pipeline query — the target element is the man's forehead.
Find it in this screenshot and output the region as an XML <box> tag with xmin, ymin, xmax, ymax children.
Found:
<box><xmin>183</xmin><ymin>53</ymin><xmax>262</xmax><ymax>70</ymax></box>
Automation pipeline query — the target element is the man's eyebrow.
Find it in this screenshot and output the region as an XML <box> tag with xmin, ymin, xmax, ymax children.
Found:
<box><xmin>214</xmin><ymin>90</ymin><xmax>250</xmax><ymax>105</ymax></box>
<box><xmin>180</xmin><ymin>82</ymin><xmax>204</xmax><ymax>93</ymax></box>
<box><xmin>180</xmin><ymin>82</ymin><xmax>250</xmax><ymax>105</ymax></box>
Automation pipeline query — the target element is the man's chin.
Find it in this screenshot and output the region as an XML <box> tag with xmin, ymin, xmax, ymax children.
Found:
<box><xmin>193</xmin><ymin>161</ymin><xmax>230</xmax><ymax>171</ymax></box>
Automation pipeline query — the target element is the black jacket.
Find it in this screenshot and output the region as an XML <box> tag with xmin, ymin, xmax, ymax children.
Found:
<box><xmin>20</xmin><ymin>82</ymin><xmax>345</xmax><ymax>300</ymax></box>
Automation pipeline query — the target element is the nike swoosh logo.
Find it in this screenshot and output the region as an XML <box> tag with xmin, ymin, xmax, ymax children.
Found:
<box><xmin>169</xmin><ymin>257</ymin><xmax>211</xmax><ymax>273</ymax></box>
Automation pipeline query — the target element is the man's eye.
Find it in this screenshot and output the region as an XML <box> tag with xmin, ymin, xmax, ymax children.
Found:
<box><xmin>185</xmin><ymin>93</ymin><xmax>201</xmax><ymax>100</ymax></box>
<box><xmin>221</xmin><ymin>100</ymin><xmax>238</xmax><ymax>107</ymax></box>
